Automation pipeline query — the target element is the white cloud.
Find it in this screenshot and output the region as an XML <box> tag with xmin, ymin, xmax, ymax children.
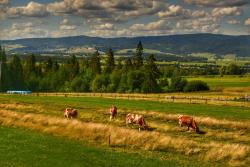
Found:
<box><xmin>227</xmin><ymin>19</ymin><xmax>240</xmax><ymax>24</ymax></box>
<box><xmin>0</xmin><ymin>22</ymin><xmax>48</xmax><ymax>39</ymax></box>
<box><xmin>244</xmin><ymin>18</ymin><xmax>250</xmax><ymax>25</ymax></box>
<box><xmin>59</xmin><ymin>18</ymin><xmax>77</xmax><ymax>30</ymax></box>
<box><xmin>130</xmin><ymin>20</ymin><xmax>169</xmax><ymax>31</ymax></box>
<box><xmin>212</xmin><ymin>7</ymin><xmax>241</xmax><ymax>17</ymax></box>
<box><xmin>158</xmin><ymin>5</ymin><xmax>191</xmax><ymax>18</ymax></box>
<box><xmin>95</xmin><ymin>23</ymin><xmax>115</xmax><ymax>30</ymax></box>
<box><xmin>7</xmin><ymin>1</ymin><xmax>49</xmax><ymax>17</ymax></box>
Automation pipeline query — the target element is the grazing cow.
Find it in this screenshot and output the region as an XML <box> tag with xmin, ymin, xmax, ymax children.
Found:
<box><xmin>64</xmin><ymin>108</ymin><xmax>78</xmax><ymax>119</ymax></box>
<box><xmin>126</xmin><ymin>113</ymin><xmax>148</xmax><ymax>131</ymax></box>
<box><xmin>109</xmin><ymin>105</ymin><xmax>117</xmax><ymax>121</ymax></box>
<box><xmin>178</xmin><ymin>115</ymin><xmax>199</xmax><ymax>133</ymax></box>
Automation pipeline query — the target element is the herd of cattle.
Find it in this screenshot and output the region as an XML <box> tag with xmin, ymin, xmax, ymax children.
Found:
<box><xmin>64</xmin><ymin>105</ymin><xmax>199</xmax><ymax>133</ymax></box>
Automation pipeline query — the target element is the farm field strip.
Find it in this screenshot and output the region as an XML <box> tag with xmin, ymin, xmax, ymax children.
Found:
<box><xmin>1</xmin><ymin>95</ymin><xmax>250</xmax><ymax>120</ymax></box>
<box><xmin>0</xmin><ymin>109</ymin><xmax>249</xmax><ymax>167</ymax></box>
<box><xmin>23</xmin><ymin>93</ymin><xmax>250</xmax><ymax>108</ymax></box>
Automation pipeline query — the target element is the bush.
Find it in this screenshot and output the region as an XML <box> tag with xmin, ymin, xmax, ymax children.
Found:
<box><xmin>184</xmin><ymin>80</ymin><xmax>209</xmax><ymax>92</ymax></box>
<box><xmin>169</xmin><ymin>76</ymin><xmax>187</xmax><ymax>92</ymax></box>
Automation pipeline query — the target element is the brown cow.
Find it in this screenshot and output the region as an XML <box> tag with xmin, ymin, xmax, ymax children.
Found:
<box><xmin>64</xmin><ymin>108</ymin><xmax>78</xmax><ymax>119</ymax></box>
<box><xmin>178</xmin><ymin>115</ymin><xmax>199</xmax><ymax>133</ymax></box>
<box><xmin>109</xmin><ymin>105</ymin><xmax>117</xmax><ymax>121</ymax></box>
<box><xmin>126</xmin><ymin>113</ymin><xmax>148</xmax><ymax>131</ymax></box>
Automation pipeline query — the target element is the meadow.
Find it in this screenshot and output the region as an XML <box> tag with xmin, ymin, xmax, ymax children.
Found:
<box><xmin>186</xmin><ymin>75</ymin><xmax>250</xmax><ymax>90</ymax></box>
<box><xmin>0</xmin><ymin>94</ymin><xmax>250</xmax><ymax>166</ymax></box>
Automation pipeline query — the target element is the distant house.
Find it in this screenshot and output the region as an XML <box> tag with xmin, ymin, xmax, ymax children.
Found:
<box><xmin>7</xmin><ymin>90</ymin><xmax>32</xmax><ymax>94</ymax></box>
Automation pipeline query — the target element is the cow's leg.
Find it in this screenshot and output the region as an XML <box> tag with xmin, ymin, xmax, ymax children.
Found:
<box><xmin>179</xmin><ymin>120</ymin><xmax>182</xmax><ymax>127</ymax></box>
<box><xmin>110</xmin><ymin>115</ymin><xmax>112</xmax><ymax>121</ymax></box>
<box><xmin>139</xmin><ymin>127</ymin><xmax>141</xmax><ymax>131</ymax></box>
<box><xmin>187</xmin><ymin>125</ymin><xmax>190</xmax><ymax>131</ymax></box>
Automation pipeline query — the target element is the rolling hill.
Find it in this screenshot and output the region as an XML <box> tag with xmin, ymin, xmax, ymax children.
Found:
<box><xmin>1</xmin><ymin>33</ymin><xmax>250</xmax><ymax>57</ymax></box>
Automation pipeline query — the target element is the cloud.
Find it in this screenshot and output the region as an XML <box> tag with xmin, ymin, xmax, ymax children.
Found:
<box><xmin>0</xmin><ymin>0</ymin><xmax>8</xmax><ymax>5</ymax></box>
<box><xmin>244</xmin><ymin>18</ymin><xmax>250</xmax><ymax>25</ymax></box>
<box><xmin>94</xmin><ymin>23</ymin><xmax>115</xmax><ymax>30</ymax></box>
<box><xmin>176</xmin><ymin>16</ymin><xmax>220</xmax><ymax>34</ymax></box>
<box><xmin>0</xmin><ymin>22</ymin><xmax>48</xmax><ymax>39</ymax></box>
<box><xmin>59</xmin><ymin>18</ymin><xmax>77</xmax><ymax>30</ymax></box>
<box><xmin>212</xmin><ymin>7</ymin><xmax>241</xmax><ymax>17</ymax></box>
<box><xmin>184</xmin><ymin>0</ymin><xmax>249</xmax><ymax>7</ymax></box>
<box><xmin>47</xmin><ymin>0</ymin><xmax>165</xmax><ymax>23</ymax></box>
<box><xmin>130</xmin><ymin>20</ymin><xmax>170</xmax><ymax>31</ymax></box>
<box><xmin>227</xmin><ymin>19</ymin><xmax>240</xmax><ymax>24</ymax></box>
<box><xmin>7</xmin><ymin>1</ymin><xmax>49</xmax><ymax>17</ymax></box>
<box><xmin>158</xmin><ymin>5</ymin><xmax>191</xmax><ymax>18</ymax></box>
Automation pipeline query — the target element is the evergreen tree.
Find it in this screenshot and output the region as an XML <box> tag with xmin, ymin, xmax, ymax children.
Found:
<box><xmin>90</xmin><ymin>50</ymin><xmax>101</xmax><ymax>74</ymax></box>
<box><xmin>66</xmin><ymin>55</ymin><xmax>79</xmax><ymax>80</ymax></box>
<box><xmin>122</xmin><ymin>57</ymin><xmax>133</xmax><ymax>72</ymax></box>
<box><xmin>104</xmin><ymin>48</ymin><xmax>115</xmax><ymax>74</ymax></box>
<box><xmin>133</xmin><ymin>41</ymin><xmax>143</xmax><ymax>68</ymax></box>
<box><xmin>0</xmin><ymin>46</ymin><xmax>9</xmax><ymax>91</ymax></box>
<box><xmin>9</xmin><ymin>55</ymin><xmax>24</xmax><ymax>90</ymax></box>
<box><xmin>142</xmin><ymin>54</ymin><xmax>161</xmax><ymax>93</ymax></box>
<box><xmin>127</xmin><ymin>70</ymin><xmax>145</xmax><ymax>92</ymax></box>
<box><xmin>23</xmin><ymin>54</ymin><xmax>36</xmax><ymax>79</ymax></box>
<box><xmin>44</xmin><ymin>57</ymin><xmax>53</xmax><ymax>73</ymax></box>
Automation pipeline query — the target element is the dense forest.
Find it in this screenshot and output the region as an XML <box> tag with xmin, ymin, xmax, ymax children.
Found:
<box><xmin>0</xmin><ymin>42</ymin><xmax>246</xmax><ymax>93</ymax></box>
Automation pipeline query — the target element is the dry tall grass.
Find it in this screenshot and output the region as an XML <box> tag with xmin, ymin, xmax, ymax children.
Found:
<box><xmin>0</xmin><ymin>109</ymin><xmax>249</xmax><ymax>166</ymax></box>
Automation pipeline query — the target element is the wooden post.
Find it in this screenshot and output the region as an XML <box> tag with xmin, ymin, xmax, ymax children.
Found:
<box><xmin>108</xmin><ymin>134</ymin><xmax>111</xmax><ymax>146</ymax></box>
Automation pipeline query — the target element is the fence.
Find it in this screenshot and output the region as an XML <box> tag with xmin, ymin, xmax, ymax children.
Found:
<box><xmin>25</xmin><ymin>92</ymin><xmax>250</xmax><ymax>107</ymax></box>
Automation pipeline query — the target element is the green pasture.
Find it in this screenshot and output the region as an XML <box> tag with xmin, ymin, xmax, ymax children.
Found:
<box><xmin>1</xmin><ymin>95</ymin><xmax>250</xmax><ymax>120</ymax></box>
<box><xmin>0</xmin><ymin>95</ymin><xmax>249</xmax><ymax>167</ymax></box>
<box><xmin>187</xmin><ymin>75</ymin><xmax>250</xmax><ymax>89</ymax></box>
<box><xmin>0</xmin><ymin>126</ymin><xmax>187</xmax><ymax>167</ymax></box>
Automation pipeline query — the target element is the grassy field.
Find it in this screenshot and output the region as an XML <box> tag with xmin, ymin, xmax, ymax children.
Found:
<box><xmin>0</xmin><ymin>94</ymin><xmax>249</xmax><ymax>166</ymax></box>
<box><xmin>187</xmin><ymin>75</ymin><xmax>250</xmax><ymax>89</ymax></box>
<box><xmin>0</xmin><ymin>126</ymin><xmax>184</xmax><ymax>167</ymax></box>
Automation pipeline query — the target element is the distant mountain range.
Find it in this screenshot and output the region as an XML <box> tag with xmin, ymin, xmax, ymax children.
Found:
<box><xmin>1</xmin><ymin>33</ymin><xmax>250</xmax><ymax>57</ymax></box>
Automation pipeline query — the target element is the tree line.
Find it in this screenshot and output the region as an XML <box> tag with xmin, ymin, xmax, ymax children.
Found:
<box><xmin>0</xmin><ymin>43</ymin><xmax>211</xmax><ymax>93</ymax></box>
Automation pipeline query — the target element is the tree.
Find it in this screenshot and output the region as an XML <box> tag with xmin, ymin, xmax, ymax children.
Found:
<box><xmin>133</xmin><ymin>41</ymin><xmax>143</xmax><ymax>68</ymax></box>
<box><xmin>0</xmin><ymin>46</ymin><xmax>9</xmax><ymax>91</ymax></box>
<box><xmin>65</xmin><ymin>55</ymin><xmax>79</xmax><ymax>80</ymax></box>
<box><xmin>91</xmin><ymin>74</ymin><xmax>110</xmax><ymax>92</ymax></box>
<box><xmin>107</xmin><ymin>70</ymin><xmax>121</xmax><ymax>92</ymax></box>
<box><xmin>104</xmin><ymin>48</ymin><xmax>115</xmax><ymax>74</ymax></box>
<box><xmin>70</xmin><ymin>76</ymin><xmax>90</xmax><ymax>92</ymax></box>
<box><xmin>142</xmin><ymin>54</ymin><xmax>161</xmax><ymax>93</ymax></box>
<box><xmin>170</xmin><ymin>76</ymin><xmax>187</xmax><ymax>92</ymax></box>
<box><xmin>127</xmin><ymin>70</ymin><xmax>145</xmax><ymax>92</ymax></box>
<box><xmin>226</xmin><ymin>63</ymin><xmax>241</xmax><ymax>75</ymax></box>
<box><xmin>90</xmin><ymin>50</ymin><xmax>101</xmax><ymax>74</ymax></box>
<box><xmin>9</xmin><ymin>55</ymin><xmax>25</xmax><ymax>90</ymax></box>
<box><xmin>122</xmin><ymin>57</ymin><xmax>133</xmax><ymax>72</ymax></box>
<box><xmin>23</xmin><ymin>54</ymin><xmax>37</xmax><ymax>81</ymax></box>
<box><xmin>184</xmin><ymin>80</ymin><xmax>209</xmax><ymax>92</ymax></box>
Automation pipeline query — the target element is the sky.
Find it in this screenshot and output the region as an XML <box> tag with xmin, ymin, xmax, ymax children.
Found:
<box><xmin>0</xmin><ymin>0</ymin><xmax>250</xmax><ymax>40</ymax></box>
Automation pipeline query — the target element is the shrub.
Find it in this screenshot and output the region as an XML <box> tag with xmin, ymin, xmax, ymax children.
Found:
<box><xmin>184</xmin><ymin>80</ymin><xmax>209</xmax><ymax>92</ymax></box>
<box><xmin>170</xmin><ymin>76</ymin><xmax>187</xmax><ymax>92</ymax></box>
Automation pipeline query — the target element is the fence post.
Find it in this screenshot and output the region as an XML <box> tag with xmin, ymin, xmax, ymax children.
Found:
<box><xmin>109</xmin><ymin>134</ymin><xmax>111</xmax><ymax>146</ymax></box>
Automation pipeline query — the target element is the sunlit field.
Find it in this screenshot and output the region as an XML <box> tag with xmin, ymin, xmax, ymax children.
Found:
<box><xmin>0</xmin><ymin>95</ymin><xmax>249</xmax><ymax>166</ymax></box>
<box><xmin>186</xmin><ymin>75</ymin><xmax>250</xmax><ymax>90</ymax></box>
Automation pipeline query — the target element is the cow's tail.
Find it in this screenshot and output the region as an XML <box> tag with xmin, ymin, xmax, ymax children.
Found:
<box><xmin>192</xmin><ymin>119</ymin><xmax>199</xmax><ymax>133</ymax></box>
